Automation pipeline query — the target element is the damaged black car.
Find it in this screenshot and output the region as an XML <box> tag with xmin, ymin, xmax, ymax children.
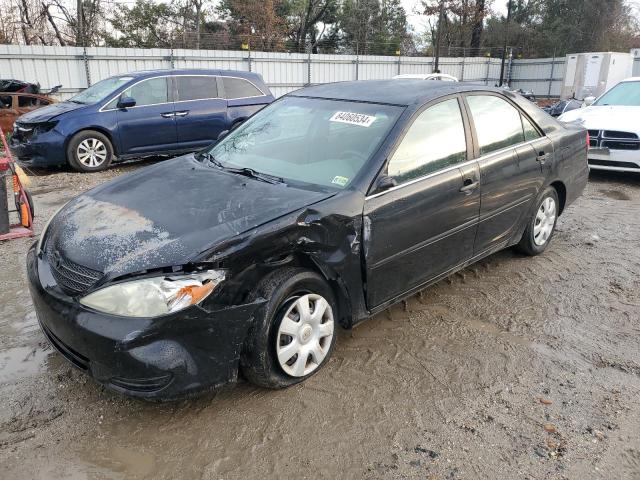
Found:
<box><xmin>27</xmin><ymin>80</ymin><xmax>589</xmax><ymax>400</ymax></box>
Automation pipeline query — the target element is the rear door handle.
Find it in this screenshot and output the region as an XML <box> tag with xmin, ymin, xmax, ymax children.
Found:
<box><xmin>459</xmin><ymin>179</ymin><xmax>479</xmax><ymax>194</ymax></box>
<box><xmin>174</xmin><ymin>111</ymin><xmax>189</xmax><ymax>117</ymax></box>
<box><xmin>161</xmin><ymin>112</ymin><xmax>175</xmax><ymax>118</ymax></box>
<box><xmin>537</xmin><ymin>151</ymin><xmax>549</xmax><ymax>164</ymax></box>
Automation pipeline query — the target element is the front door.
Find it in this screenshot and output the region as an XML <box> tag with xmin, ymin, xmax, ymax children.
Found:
<box><xmin>364</xmin><ymin>97</ymin><xmax>481</xmax><ymax>308</ymax></box>
<box><xmin>173</xmin><ymin>75</ymin><xmax>228</xmax><ymax>150</ymax></box>
<box><xmin>115</xmin><ymin>76</ymin><xmax>178</xmax><ymax>155</ymax></box>
<box><xmin>464</xmin><ymin>94</ymin><xmax>547</xmax><ymax>254</ymax></box>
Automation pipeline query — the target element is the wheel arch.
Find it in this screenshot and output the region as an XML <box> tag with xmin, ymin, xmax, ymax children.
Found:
<box><xmin>549</xmin><ymin>180</ymin><xmax>567</xmax><ymax>215</ymax></box>
<box><xmin>65</xmin><ymin>126</ymin><xmax>118</xmax><ymax>157</ymax></box>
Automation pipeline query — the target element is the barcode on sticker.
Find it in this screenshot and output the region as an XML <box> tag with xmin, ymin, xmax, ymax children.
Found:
<box><xmin>330</xmin><ymin>111</ymin><xmax>376</xmax><ymax>127</ymax></box>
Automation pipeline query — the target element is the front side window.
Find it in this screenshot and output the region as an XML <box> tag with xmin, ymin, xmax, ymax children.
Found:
<box><xmin>222</xmin><ymin>77</ymin><xmax>263</xmax><ymax>99</ymax></box>
<box><xmin>594</xmin><ymin>81</ymin><xmax>640</xmax><ymax>106</ymax></box>
<box><xmin>467</xmin><ymin>95</ymin><xmax>525</xmax><ymax>155</ymax></box>
<box><xmin>387</xmin><ymin>98</ymin><xmax>467</xmax><ymax>183</ymax></box>
<box><xmin>70</xmin><ymin>76</ymin><xmax>133</xmax><ymax>105</ymax></box>
<box><xmin>176</xmin><ymin>76</ymin><xmax>218</xmax><ymax>101</ymax></box>
<box><xmin>124</xmin><ymin>77</ymin><xmax>169</xmax><ymax>107</ymax></box>
<box><xmin>208</xmin><ymin>96</ymin><xmax>402</xmax><ymax>189</ymax></box>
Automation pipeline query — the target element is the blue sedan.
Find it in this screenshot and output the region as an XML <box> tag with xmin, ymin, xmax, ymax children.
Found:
<box><xmin>10</xmin><ymin>69</ymin><xmax>275</xmax><ymax>172</ymax></box>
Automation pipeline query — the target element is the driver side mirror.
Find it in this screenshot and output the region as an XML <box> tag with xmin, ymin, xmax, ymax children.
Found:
<box><xmin>117</xmin><ymin>96</ymin><xmax>136</xmax><ymax>109</ymax></box>
<box><xmin>217</xmin><ymin>129</ymin><xmax>229</xmax><ymax>141</ymax></box>
<box><xmin>583</xmin><ymin>96</ymin><xmax>596</xmax><ymax>107</ymax></box>
<box><xmin>375</xmin><ymin>174</ymin><xmax>397</xmax><ymax>193</ymax></box>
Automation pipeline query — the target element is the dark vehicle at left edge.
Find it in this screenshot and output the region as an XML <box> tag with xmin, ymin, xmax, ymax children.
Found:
<box><xmin>10</xmin><ymin>69</ymin><xmax>274</xmax><ymax>172</ymax></box>
<box><xmin>27</xmin><ymin>80</ymin><xmax>589</xmax><ymax>400</ymax></box>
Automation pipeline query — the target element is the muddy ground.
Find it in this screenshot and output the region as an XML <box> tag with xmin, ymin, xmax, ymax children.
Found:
<box><xmin>0</xmin><ymin>161</ymin><xmax>639</xmax><ymax>480</ymax></box>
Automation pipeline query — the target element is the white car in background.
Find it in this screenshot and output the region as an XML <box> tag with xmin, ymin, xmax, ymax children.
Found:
<box><xmin>558</xmin><ymin>77</ymin><xmax>640</xmax><ymax>173</ymax></box>
<box><xmin>393</xmin><ymin>73</ymin><xmax>459</xmax><ymax>82</ymax></box>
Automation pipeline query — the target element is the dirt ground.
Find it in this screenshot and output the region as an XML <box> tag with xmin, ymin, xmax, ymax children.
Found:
<box><xmin>0</xmin><ymin>161</ymin><xmax>639</xmax><ymax>480</ymax></box>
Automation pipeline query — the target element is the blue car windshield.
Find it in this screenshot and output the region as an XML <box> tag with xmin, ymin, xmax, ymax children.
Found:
<box><xmin>207</xmin><ymin>96</ymin><xmax>403</xmax><ymax>189</ymax></box>
<box><xmin>69</xmin><ymin>76</ymin><xmax>133</xmax><ymax>104</ymax></box>
<box><xmin>594</xmin><ymin>81</ymin><xmax>640</xmax><ymax>106</ymax></box>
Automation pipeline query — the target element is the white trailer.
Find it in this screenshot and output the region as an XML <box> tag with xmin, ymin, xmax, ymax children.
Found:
<box><xmin>561</xmin><ymin>52</ymin><xmax>633</xmax><ymax>100</ymax></box>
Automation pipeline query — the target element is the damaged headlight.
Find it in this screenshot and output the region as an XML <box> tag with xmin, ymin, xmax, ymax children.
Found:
<box><xmin>79</xmin><ymin>270</ymin><xmax>225</xmax><ymax>317</ymax></box>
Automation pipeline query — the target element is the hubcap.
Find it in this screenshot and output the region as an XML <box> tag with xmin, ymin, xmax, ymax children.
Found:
<box><xmin>533</xmin><ymin>196</ymin><xmax>557</xmax><ymax>246</ymax></box>
<box><xmin>276</xmin><ymin>293</ymin><xmax>334</xmax><ymax>377</ymax></box>
<box><xmin>77</xmin><ymin>138</ymin><xmax>107</xmax><ymax>168</ymax></box>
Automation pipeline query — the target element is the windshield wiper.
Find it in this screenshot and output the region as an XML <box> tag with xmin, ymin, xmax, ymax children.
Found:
<box><xmin>198</xmin><ymin>151</ymin><xmax>224</xmax><ymax>168</ymax></box>
<box><xmin>199</xmin><ymin>152</ymin><xmax>284</xmax><ymax>184</ymax></box>
<box><xmin>225</xmin><ymin>166</ymin><xmax>285</xmax><ymax>184</ymax></box>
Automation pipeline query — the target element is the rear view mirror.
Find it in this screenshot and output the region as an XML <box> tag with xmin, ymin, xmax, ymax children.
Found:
<box><xmin>217</xmin><ymin>130</ymin><xmax>229</xmax><ymax>141</ymax></box>
<box><xmin>583</xmin><ymin>96</ymin><xmax>596</xmax><ymax>107</ymax></box>
<box><xmin>118</xmin><ymin>96</ymin><xmax>136</xmax><ymax>109</ymax></box>
<box><xmin>376</xmin><ymin>174</ymin><xmax>397</xmax><ymax>192</ymax></box>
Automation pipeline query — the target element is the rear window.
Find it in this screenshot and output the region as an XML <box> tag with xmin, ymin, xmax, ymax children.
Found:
<box><xmin>222</xmin><ymin>77</ymin><xmax>264</xmax><ymax>99</ymax></box>
<box><xmin>176</xmin><ymin>76</ymin><xmax>218</xmax><ymax>101</ymax></box>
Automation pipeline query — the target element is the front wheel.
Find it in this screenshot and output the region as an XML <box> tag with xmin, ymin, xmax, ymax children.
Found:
<box><xmin>241</xmin><ymin>268</ymin><xmax>337</xmax><ymax>389</ymax></box>
<box><xmin>67</xmin><ymin>130</ymin><xmax>114</xmax><ymax>172</ymax></box>
<box><xmin>516</xmin><ymin>186</ymin><xmax>559</xmax><ymax>256</ymax></box>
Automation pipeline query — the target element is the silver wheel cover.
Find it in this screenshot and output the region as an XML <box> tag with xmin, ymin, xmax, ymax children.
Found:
<box><xmin>77</xmin><ymin>138</ymin><xmax>108</xmax><ymax>168</ymax></box>
<box><xmin>276</xmin><ymin>293</ymin><xmax>334</xmax><ymax>377</ymax></box>
<box><xmin>533</xmin><ymin>196</ymin><xmax>557</xmax><ymax>246</ymax></box>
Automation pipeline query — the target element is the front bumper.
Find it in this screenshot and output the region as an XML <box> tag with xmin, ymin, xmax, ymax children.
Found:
<box><xmin>588</xmin><ymin>147</ymin><xmax>640</xmax><ymax>173</ymax></box>
<box><xmin>26</xmin><ymin>244</ymin><xmax>261</xmax><ymax>400</ymax></box>
<box><xmin>10</xmin><ymin>129</ymin><xmax>68</xmax><ymax>167</ymax></box>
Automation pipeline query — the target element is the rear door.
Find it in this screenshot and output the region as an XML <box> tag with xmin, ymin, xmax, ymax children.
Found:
<box><xmin>173</xmin><ymin>75</ymin><xmax>228</xmax><ymax>150</ymax></box>
<box><xmin>222</xmin><ymin>76</ymin><xmax>270</xmax><ymax>123</ymax></box>
<box><xmin>364</xmin><ymin>97</ymin><xmax>481</xmax><ymax>308</ymax></box>
<box><xmin>114</xmin><ymin>76</ymin><xmax>178</xmax><ymax>155</ymax></box>
<box><xmin>464</xmin><ymin>94</ymin><xmax>546</xmax><ymax>254</ymax></box>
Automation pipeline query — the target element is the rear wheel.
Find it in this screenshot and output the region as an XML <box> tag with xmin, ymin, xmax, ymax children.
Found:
<box><xmin>241</xmin><ymin>268</ymin><xmax>337</xmax><ymax>389</ymax></box>
<box><xmin>516</xmin><ymin>186</ymin><xmax>559</xmax><ymax>256</ymax></box>
<box><xmin>67</xmin><ymin>130</ymin><xmax>113</xmax><ymax>172</ymax></box>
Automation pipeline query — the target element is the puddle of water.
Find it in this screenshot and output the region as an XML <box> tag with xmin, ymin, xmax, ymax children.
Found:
<box><xmin>0</xmin><ymin>345</ymin><xmax>52</xmax><ymax>384</ymax></box>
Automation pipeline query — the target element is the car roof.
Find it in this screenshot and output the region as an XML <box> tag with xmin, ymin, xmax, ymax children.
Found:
<box><xmin>123</xmin><ymin>69</ymin><xmax>261</xmax><ymax>79</ymax></box>
<box><xmin>289</xmin><ymin>80</ymin><xmax>502</xmax><ymax>106</ymax></box>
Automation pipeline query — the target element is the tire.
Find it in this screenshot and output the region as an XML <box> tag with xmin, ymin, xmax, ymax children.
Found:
<box><xmin>15</xmin><ymin>188</ymin><xmax>34</xmax><ymax>225</ymax></box>
<box><xmin>66</xmin><ymin>130</ymin><xmax>114</xmax><ymax>172</ymax></box>
<box><xmin>516</xmin><ymin>186</ymin><xmax>559</xmax><ymax>256</ymax></box>
<box><xmin>240</xmin><ymin>268</ymin><xmax>338</xmax><ymax>389</ymax></box>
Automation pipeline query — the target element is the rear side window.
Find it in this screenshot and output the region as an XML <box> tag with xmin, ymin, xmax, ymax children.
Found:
<box><xmin>467</xmin><ymin>95</ymin><xmax>525</xmax><ymax>155</ymax></box>
<box><xmin>125</xmin><ymin>77</ymin><xmax>169</xmax><ymax>107</ymax></box>
<box><xmin>176</xmin><ymin>76</ymin><xmax>218</xmax><ymax>101</ymax></box>
<box><xmin>388</xmin><ymin>98</ymin><xmax>467</xmax><ymax>183</ymax></box>
<box><xmin>222</xmin><ymin>77</ymin><xmax>263</xmax><ymax>99</ymax></box>
<box><xmin>522</xmin><ymin>115</ymin><xmax>541</xmax><ymax>141</ymax></box>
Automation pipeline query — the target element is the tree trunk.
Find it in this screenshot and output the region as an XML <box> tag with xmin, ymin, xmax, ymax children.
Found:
<box><xmin>470</xmin><ymin>0</ymin><xmax>485</xmax><ymax>51</ymax></box>
<box><xmin>43</xmin><ymin>3</ymin><xmax>66</xmax><ymax>45</ymax></box>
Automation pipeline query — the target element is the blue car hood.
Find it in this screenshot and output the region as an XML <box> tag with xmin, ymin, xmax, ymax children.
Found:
<box><xmin>18</xmin><ymin>101</ymin><xmax>87</xmax><ymax>123</ymax></box>
<box><xmin>45</xmin><ymin>156</ymin><xmax>334</xmax><ymax>278</ymax></box>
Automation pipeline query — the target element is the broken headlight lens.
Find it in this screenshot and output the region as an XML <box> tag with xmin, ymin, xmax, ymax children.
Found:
<box><xmin>79</xmin><ymin>270</ymin><xmax>225</xmax><ymax>317</ymax></box>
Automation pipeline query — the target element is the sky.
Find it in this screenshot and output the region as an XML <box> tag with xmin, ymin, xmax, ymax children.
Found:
<box><xmin>401</xmin><ymin>0</ymin><xmax>640</xmax><ymax>31</ymax></box>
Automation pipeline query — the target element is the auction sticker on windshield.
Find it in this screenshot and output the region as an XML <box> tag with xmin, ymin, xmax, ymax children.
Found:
<box><xmin>330</xmin><ymin>111</ymin><xmax>376</xmax><ymax>127</ymax></box>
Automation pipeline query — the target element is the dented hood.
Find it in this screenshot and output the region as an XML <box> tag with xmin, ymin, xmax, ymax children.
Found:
<box><xmin>45</xmin><ymin>155</ymin><xmax>333</xmax><ymax>277</ymax></box>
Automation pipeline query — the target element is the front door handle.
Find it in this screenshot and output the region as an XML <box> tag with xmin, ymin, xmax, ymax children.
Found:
<box><xmin>160</xmin><ymin>112</ymin><xmax>175</xmax><ymax>118</ymax></box>
<box><xmin>174</xmin><ymin>111</ymin><xmax>189</xmax><ymax>117</ymax></box>
<box><xmin>459</xmin><ymin>179</ymin><xmax>479</xmax><ymax>194</ymax></box>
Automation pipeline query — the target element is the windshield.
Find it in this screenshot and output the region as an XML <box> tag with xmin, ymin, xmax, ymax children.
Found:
<box><xmin>69</xmin><ymin>76</ymin><xmax>133</xmax><ymax>104</ymax></box>
<box><xmin>207</xmin><ymin>96</ymin><xmax>403</xmax><ymax>189</ymax></box>
<box><xmin>594</xmin><ymin>81</ymin><xmax>640</xmax><ymax>106</ymax></box>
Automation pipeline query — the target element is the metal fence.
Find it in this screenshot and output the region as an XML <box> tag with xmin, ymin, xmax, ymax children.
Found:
<box><xmin>1</xmin><ymin>44</ymin><xmax>567</xmax><ymax>100</ymax></box>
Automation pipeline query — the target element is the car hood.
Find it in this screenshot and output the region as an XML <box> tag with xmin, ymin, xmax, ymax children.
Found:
<box><xmin>558</xmin><ymin>105</ymin><xmax>640</xmax><ymax>133</ymax></box>
<box><xmin>45</xmin><ymin>156</ymin><xmax>334</xmax><ymax>277</ymax></box>
<box><xmin>17</xmin><ymin>101</ymin><xmax>87</xmax><ymax>123</ymax></box>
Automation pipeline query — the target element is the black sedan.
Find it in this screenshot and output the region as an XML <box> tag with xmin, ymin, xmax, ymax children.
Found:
<box><xmin>27</xmin><ymin>80</ymin><xmax>589</xmax><ymax>400</ymax></box>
